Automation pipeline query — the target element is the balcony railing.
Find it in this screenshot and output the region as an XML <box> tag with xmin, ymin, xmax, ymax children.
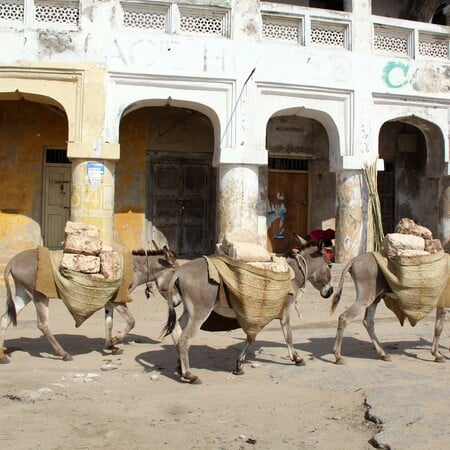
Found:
<box><xmin>0</xmin><ymin>0</ymin><xmax>448</xmax><ymax>60</ymax></box>
<box><xmin>373</xmin><ymin>16</ymin><xmax>449</xmax><ymax>59</ymax></box>
<box><xmin>0</xmin><ymin>0</ymin><xmax>79</xmax><ymax>27</ymax></box>
<box><xmin>120</xmin><ymin>1</ymin><xmax>231</xmax><ymax>38</ymax></box>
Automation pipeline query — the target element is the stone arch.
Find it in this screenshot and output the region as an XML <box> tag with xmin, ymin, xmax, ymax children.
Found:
<box><xmin>0</xmin><ymin>95</ymin><xmax>70</xmax><ymax>252</ymax></box>
<box><xmin>104</xmin><ymin>74</ymin><xmax>232</xmax><ymax>165</ymax></box>
<box><xmin>120</xmin><ymin>98</ymin><xmax>221</xmax><ymax>160</ymax></box>
<box><xmin>377</xmin><ymin>115</ymin><xmax>446</xmax><ymax>236</ymax></box>
<box><xmin>263</xmin><ymin>107</ymin><xmax>337</xmax><ymax>252</ymax></box>
<box><xmin>115</xmin><ymin>100</ymin><xmax>217</xmax><ymax>254</ymax></box>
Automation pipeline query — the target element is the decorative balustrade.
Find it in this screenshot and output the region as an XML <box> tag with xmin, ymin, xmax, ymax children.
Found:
<box><xmin>0</xmin><ymin>0</ymin><xmax>78</xmax><ymax>26</ymax></box>
<box><xmin>0</xmin><ymin>0</ymin><xmax>23</xmax><ymax>22</ymax></box>
<box><xmin>418</xmin><ymin>31</ymin><xmax>449</xmax><ymax>59</ymax></box>
<box><xmin>0</xmin><ymin>0</ymin><xmax>448</xmax><ymax>59</ymax></box>
<box><xmin>120</xmin><ymin>1</ymin><xmax>230</xmax><ymax>37</ymax></box>
<box><xmin>373</xmin><ymin>17</ymin><xmax>449</xmax><ymax>59</ymax></box>
<box><xmin>121</xmin><ymin>1</ymin><xmax>168</xmax><ymax>31</ymax></box>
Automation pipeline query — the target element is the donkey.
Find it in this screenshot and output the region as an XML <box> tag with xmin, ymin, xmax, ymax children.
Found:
<box><xmin>0</xmin><ymin>247</ymin><xmax>178</xmax><ymax>363</ymax></box>
<box><xmin>330</xmin><ymin>252</ymin><xmax>448</xmax><ymax>364</ymax></box>
<box><xmin>161</xmin><ymin>237</ymin><xmax>333</xmax><ymax>383</ymax></box>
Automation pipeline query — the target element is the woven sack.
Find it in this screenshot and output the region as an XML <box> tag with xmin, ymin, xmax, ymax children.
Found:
<box><xmin>205</xmin><ymin>256</ymin><xmax>293</xmax><ymax>340</ymax></box>
<box><xmin>373</xmin><ymin>251</ymin><xmax>448</xmax><ymax>326</ymax></box>
<box><xmin>49</xmin><ymin>251</ymin><xmax>123</xmax><ymax>327</ymax></box>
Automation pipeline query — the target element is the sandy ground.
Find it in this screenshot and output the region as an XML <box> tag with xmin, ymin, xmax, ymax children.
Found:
<box><xmin>0</xmin><ymin>263</ymin><xmax>449</xmax><ymax>450</ymax></box>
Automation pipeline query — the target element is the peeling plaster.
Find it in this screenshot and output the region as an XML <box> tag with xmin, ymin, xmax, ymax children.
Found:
<box><xmin>382</xmin><ymin>61</ymin><xmax>450</xmax><ymax>93</ymax></box>
<box><xmin>412</xmin><ymin>66</ymin><xmax>450</xmax><ymax>93</ymax></box>
<box><xmin>38</xmin><ymin>31</ymin><xmax>74</xmax><ymax>55</ymax></box>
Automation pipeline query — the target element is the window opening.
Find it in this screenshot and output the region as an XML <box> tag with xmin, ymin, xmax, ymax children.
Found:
<box><xmin>45</xmin><ymin>148</ymin><xmax>70</xmax><ymax>164</ymax></box>
<box><xmin>268</xmin><ymin>157</ymin><xmax>309</xmax><ymax>171</ymax></box>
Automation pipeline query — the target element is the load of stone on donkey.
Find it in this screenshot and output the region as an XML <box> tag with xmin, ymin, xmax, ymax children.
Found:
<box><xmin>0</xmin><ymin>221</ymin><xmax>178</xmax><ymax>363</ymax></box>
<box><xmin>331</xmin><ymin>218</ymin><xmax>450</xmax><ymax>364</ymax></box>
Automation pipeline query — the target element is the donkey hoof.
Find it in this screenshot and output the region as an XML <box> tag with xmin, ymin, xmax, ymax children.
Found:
<box><xmin>381</xmin><ymin>353</ymin><xmax>391</xmax><ymax>362</ymax></box>
<box><xmin>434</xmin><ymin>355</ymin><xmax>445</xmax><ymax>363</ymax></box>
<box><xmin>0</xmin><ymin>357</ymin><xmax>10</xmax><ymax>364</ymax></box>
<box><xmin>182</xmin><ymin>372</ymin><xmax>201</xmax><ymax>384</ymax></box>
<box><xmin>294</xmin><ymin>357</ymin><xmax>306</xmax><ymax>366</ymax></box>
<box><xmin>111</xmin><ymin>347</ymin><xmax>123</xmax><ymax>355</ymax></box>
<box><xmin>335</xmin><ymin>357</ymin><xmax>345</xmax><ymax>365</ymax></box>
<box><xmin>233</xmin><ymin>367</ymin><xmax>245</xmax><ymax>376</ymax></box>
<box><xmin>62</xmin><ymin>354</ymin><xmax>73</xmax><ymax>361</ymax></box>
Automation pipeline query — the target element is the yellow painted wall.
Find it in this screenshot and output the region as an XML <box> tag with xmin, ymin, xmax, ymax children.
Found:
<box><xmin>114</xmin><ymin>109</ymin><xmax>147</xmax><ymax>250</ymax></box>
<box><xmin>0</xmin><ymin>100</ymin><xmax>68</xmax><ymax>252</ymax></box>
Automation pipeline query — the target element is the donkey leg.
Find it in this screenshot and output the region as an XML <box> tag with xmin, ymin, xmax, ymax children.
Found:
<box><xmin>234</xmin><ymin>339</ymin><xmax>252</xmax><ymax>375</ymax></box>
<box><xmin>0</xmin><ymin>284</ymin><xmax>32</xmax><ymax>363</ymax></box>
<box><xmin>334</xmin><ymin>302</ymin><xmax>363</xmax><ymax>365</ymax></box>
<box><xmin>280</xmin><ymin>309</ymin><xmax>305</xmax><ymax>366</ymax></box>
<box><xmin>0</xmin><ymin>312</ymin><xmax>12</xmax><ymax>363</ymax></box>
<box><xmin>363</xmin><ymin>302</ymin><xmax>390</xmax><ymax>361</ymax></box>
<box><xmin>34</xmin><ymin>295</ymin><xmax>72</xmax><ymax>361</ymax></box>
<box><xmin>108</xmin><ymin>303</ymin><xmax>135</xmax><ymax>352</ymax></box>
<box><xmin>176</xmin><ymin>312</ymin><xmax>206</xmax><ymax>384</ymax></box>
<box><xmin>172</xmin><ymin>322</ymin><xmax>183</xmax><ymax>375</ymax></box>
<box><xmin>431</xmin><ymin>307</ymin><xmax>446</xmax><ymax>363</ymax></box>
<box><xmin>104</xmin><ymin>303</ymin><xmax>114</xmax><ymax>350</ymax></box>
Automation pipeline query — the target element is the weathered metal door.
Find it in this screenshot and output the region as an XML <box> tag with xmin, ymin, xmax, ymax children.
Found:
<box><xmin>43</xmin><ymin>165</ymin><xmax>71</xmax><ymax>249</ymax></box>
<box><xmin>267</xmin><ymin>171</ymin><xmax>308</xmax><ymax>253</ymax></box>
<box><xmin>150</xmin><ymin>157</ymin><xmax>214</xmax><ymax>255</ymax></box>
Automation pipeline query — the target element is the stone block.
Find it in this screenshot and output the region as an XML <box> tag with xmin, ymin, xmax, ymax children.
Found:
<box><xmin>424</xmin><ymin>239</ymin><xmax>443</xmax><ymax>253</ymax></box>
<box><xmin>60</xmin><ymin>253</ymin><xmax>101</xmax><ymax>274</ymax></box>
<box><xmin>395</xmin><ymin>218</ymin><xmax>433</xmax><ymax>240</ymax></box>
<box><xmin>100</xmin><ymin>251</ymin><xmax>122</xmax><ymax>280</ymax></box>
<box><xmin>383</xmin><ymin>233</ymin><xmax>425</xmax><ymax>257</ymax></box>
<box><xmin>64</xmin><ymin>234</ymin><xmax>102</xmax><ymax>256</ymax></box>
<box><xmin>63</xmin><ymin>221</ymin><xmax>102</xmax><ymax>255</ymax></box>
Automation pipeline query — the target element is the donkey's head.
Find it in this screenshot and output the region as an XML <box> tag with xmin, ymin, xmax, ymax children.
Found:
<box><xmin>132</xmin><ymin>246</ymin><xmax>179</xmax><ymax>284</ymax></box>
<box><xmin>292</xmin><ymin>233</ymin><xmax>333</xmax><ymax>298</ymax></box>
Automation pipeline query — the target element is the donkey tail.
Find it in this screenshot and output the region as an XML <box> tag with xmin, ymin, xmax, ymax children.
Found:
<box><xmin>3</xmin><ymin>259</ymin><xmax>17</xmax><ymax>326</ymax></box>
<box><xmin>330</xmin><ymin>258</ymin><xmax>353</xmax><ymax>315</ymax></box>
<box><xmin>160</xmin><ymin>273</ymin><xmax>179</xmax><ymax>338</ymax></box>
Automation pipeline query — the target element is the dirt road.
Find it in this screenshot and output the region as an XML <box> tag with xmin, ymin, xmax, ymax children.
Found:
<box><xmin>0</xmin><ymin>264</ymin><xmax>449</xmax><ymax>449</ymax></box>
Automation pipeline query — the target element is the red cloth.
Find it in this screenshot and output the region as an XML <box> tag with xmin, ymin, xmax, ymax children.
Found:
<box><xmin>308</xmin><ymin>229</ymin><xmax>335</xmax><ymax>246</ymax></box>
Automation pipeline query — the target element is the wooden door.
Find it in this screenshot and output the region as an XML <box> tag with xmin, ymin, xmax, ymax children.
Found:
<box><xmin>150</xmin><ymin>159</ymin><xmax>213</xmax><ymax>255</ymax></box>
<box><xmin>377</xmin><ymin>162</ymin><xmax>395</xmax><ymax>234</ymax></box>
<box><xmin>267</xmin><ymin>171</ymin><xmax>308</xmax><ymax>253</ymax></box>
<box><xmin>43</xmin><ymin>165</ymin><xmax>71</xmax><ymax>249</ymax></box>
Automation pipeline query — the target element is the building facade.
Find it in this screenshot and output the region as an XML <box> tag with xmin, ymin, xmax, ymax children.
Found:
<box><xmin>0</xmin><ymin>0</ymin><xmax>449</xmax><ymax>262</ymax></box>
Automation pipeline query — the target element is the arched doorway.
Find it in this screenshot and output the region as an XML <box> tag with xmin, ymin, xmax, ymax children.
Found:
<box><xmin>265</xmin><ymin>114</ymin><xmax>334</xmax><ymax>253</ymax></box>
<box><xmin>0</xmin><ymin>97</ymin><xmax>69</xmax><ymax>251</ymax></box>
<box><xmin>378</xmin><ymin>117</ymin><xmax>444</xmax><ymax>235</ymax></box>
<box><xmin>117</xmin><ymin>105</ymin><xmax>216</xmax><ymax>255</ymax></box>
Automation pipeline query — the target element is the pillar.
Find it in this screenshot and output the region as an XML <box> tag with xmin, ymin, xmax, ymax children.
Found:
<box><xmin>438</xmin><ymin>176</ymin><xmax>450</xmax><ymax>245</ymax></box>
<box><xmin>217</xmin><ymin>164</ymin><xmax>261</xmax><ymax>243</ymax></box>
<box><xmin>335</xmin><ymin>170</ymin><xmax>368</xmax><ymax>263</ymax></box>
<box><xmin>70</xmin><ymin>158</ymin><xmax>116</xmax><ymax>246</ymax></box>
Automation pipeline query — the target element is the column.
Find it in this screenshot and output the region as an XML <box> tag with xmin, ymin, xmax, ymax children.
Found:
<box><xmin>70</xmin><ymin>158</ymin><xmax>116</xmax><ymax>246</ymax></box>
<box><xmin>217</xmin><ymin>164</ymin><xmax>261</xmax><ymax>243</ymax></box>
<box><xmin>438</xmin><ymin>176</ymin><xmax>450</xmax><ymax>246</ymax></box>
<box><xmin>335</xmin><ymin>170</ymin><xmax>368</xmax><ymax>263</ymax></box>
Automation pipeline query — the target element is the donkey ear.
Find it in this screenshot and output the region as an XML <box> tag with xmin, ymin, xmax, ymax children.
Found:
<box><xmin>163</xmin><ymin>245</ymin><xmax>178</xmax><ymax>265</ymax></box>
<box><xmin>318</xmin><ymin>238</ymin><xmax>326</xmax><ymax>253</ymax></box>
<box><xmin>294</xmin><ymin>233</ymin><xmax>308</xmax><ymax>247</ymax></box>
<box><xmin>152</xmin><ymin>240</ymin><xmax>161</xmax><ymax>252</ymax></box>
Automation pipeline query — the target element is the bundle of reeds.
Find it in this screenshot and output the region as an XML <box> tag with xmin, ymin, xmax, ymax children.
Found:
<box><xmin>364</xmin><ymin>162</ymin><xmax>384</xmax><ymax>251</ymax></box>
